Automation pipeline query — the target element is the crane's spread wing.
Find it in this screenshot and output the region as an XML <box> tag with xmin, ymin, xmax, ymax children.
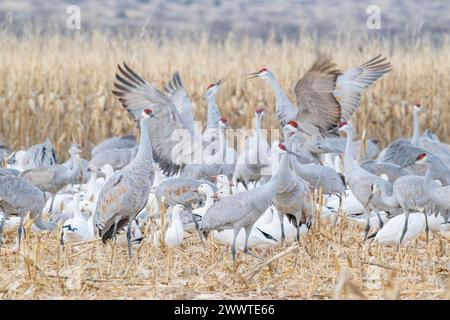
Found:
<box><xmin>334</xmin><ymin>55</ymin><xmax>391</xmax><ymax>122</ymax></box>
<box><xmin>381</xmin><ymin>139</ymin><xmax>425</xmax><ymax>167</ymax></box>
<box><xmin>164</xmin><ymin>71</ymin><xmax>196</xmax><ymax>135</ymax></box>
<box><xmin>112</xmin><ymin>63</ymin><xmax>199</xmax><ymax>175</ymax></box>
<box><xmin>294</xmin><ymin>56</ymin><xmax>342</xmax><ymax>136</ymax></box>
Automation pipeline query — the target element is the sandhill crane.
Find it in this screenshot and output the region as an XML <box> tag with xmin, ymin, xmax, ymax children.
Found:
<box><xmin>233</xmin><ymin>107</ymin><xmax>271</xmax><ymax>189</ymax></box>
<box><xmin>93</xmin><ymin>108</ymin><xmax>155</xmax><ymax>258</ymax></box>
<box><xmin>21</xmin><ymin>144</ymin><xmax>83</xmax><ymax>213</ymax></box>
<box><xmin>417</xmin><ymin>153</ymin><xmax>450</xmax><ymax>224</ymax></box>
<box><xmin>200</xmin><ymin>140</ymin><xmax>304</xmax><ymax>262</ymax></box>
<box><xmin>339</xmin><ymin>122</ymin><xmax>398</xmax><ymax>239</ymax></box>
<box><xmin>165</xmin><ymin>204</ymin><xmax>186</xmax><ymax>247</ymax></box>
<box><xmin>112</xmin><ymin>63</ymin><xmax>231</xmax><ymax>177</ymax></box>
<box><xmin>272</xmin><ymin>142</ymin><xmax>313</xmax><ymax>243</ymax></box>
<box><xmin>19</xmin><ymin>139</ymin><xmax>58</xmax><ymax>171</ymax></box>
<box><xmin>181</xmin><ymin>117</ymin><xmax>236</xmax><ymax>182</ymax></box>
<box><xmin>89</xmin><ymin>145</ymin><xmax>138</xmax><ymax>170</ymax></box>
<box><xmin>0</xmin><ymin>175</ymin><xmax>55</xmax><ymax>247</ymax></box>
<box><xmin>284</xmin><ymin>123</ymin><xmax>345</xmax><ymax>197</ymax></box>
<box><xmin>247</xmin><ymin>55</ymin><xmax>391</xmax><ymax>136</ymax></box>
<box><xmin>91</xmin><ymin>135</ymin><xmax>137</xmax><ymax>157</ymax></box>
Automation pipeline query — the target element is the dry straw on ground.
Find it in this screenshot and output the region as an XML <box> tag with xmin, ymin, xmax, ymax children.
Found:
<box><xmin>0</xmin><ymin>211</ymin><xmax>448</xmax><ymax>299</ymax></box>
<box><xmin>0</xmin><ymin>32</ymin><xmax>449</xmax><ymax>157</ymax></box>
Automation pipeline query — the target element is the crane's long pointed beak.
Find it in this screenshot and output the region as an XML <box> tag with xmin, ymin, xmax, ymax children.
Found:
<box><xmin>216</xmin><ymin>74</ymin><xmax>231</xmax><ymax>86</ymax></box>
<box><xmin>246</xmin><ymin>72</ymin><xmax>259</xmax><ymax>80</ymax></box>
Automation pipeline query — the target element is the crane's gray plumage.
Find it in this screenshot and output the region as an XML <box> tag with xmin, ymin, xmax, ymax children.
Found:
<box><xmin>360</xmin><ymin>159</ymin><xmax>410</xmax><ymax>183</ymax></box>
<box><xmin>20</xmin><ymin>139</ymin><xmax>58</xmax><ymax>170</ymax></box>
<box><xmin>154</xmin><ymin>177</ymin><xmax>217</xmax><ymax>208</ymax></box>
<box><xmin>93</xmin><ymin>109</ymin><xmax>154</xmax><ymax>257</ymax></box>
<box><xmin>0</xmin><ymin>175</ymin><xmax>55</xmax><ymax>246</ymax></box>
<box><xmin>91</xmin><ymin>135</ymin><xmax>137</xmax><ymax>157</ymax></box>
<box><xmin>90</xmin><ymin>146</ymin><xmax>138</xmax><ymax>170</ymax></box>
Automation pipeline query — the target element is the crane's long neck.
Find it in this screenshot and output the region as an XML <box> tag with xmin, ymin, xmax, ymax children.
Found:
<box><xmin>378</xmin><ymin>184</ymin><xmax>399</xmax><ymax>208</ymax></box>
<box><xmin>218</xmin><ymin>125</ymin><xmax>227</xmax><ymax>163</ymax></box>
<box><xmin>423</xmin><ymin>164</ymin><xmax>436</xmax><ymax>193</ymax></box>
<box><xmin>344</xmin><ymin>129</ymin><xmax>358</xmax><ymax>172</ymax></box>
<box><xmin>135</xmin><ymin>119</ymin><xmax>154</xmax><ymax>166</ymax></box>
<box><xmin>412</xmin><ymin>110</ymin><xmax>421</xmax><ymax>146</ymax></box>
<box><xmin>255</xmin><ymin>114</ymin><xmax>261</xmax><ymax>164</ymax></box>
<box><xmin>267</xmin><ymin>75</ymin><xmax>294</xmax><ymax>125</ymax></box>
<box><xmin>207</xmin><ymin>95</ymin><xmax>221</xmax><ymax>129</ymax></box>
<box><xmin>69</xmin><ymin>151</ymin><xmax>81</xmax><ymax>181</ymax></box>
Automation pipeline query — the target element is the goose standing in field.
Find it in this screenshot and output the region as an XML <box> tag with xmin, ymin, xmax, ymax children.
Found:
<box><xmin>247</xmin><ymin>55</ymin><xmax>391</xmax><ymax>137</ymax></box>
<box><xmin>21</xmin><ymin>144</ymin><xmax>83</xmax><ymax>213</ymax></box>
<box><xmin>374</xmin><ymin>212</ymin><xmax>425</xmax><ymax>245</ymax></box>
<box><xmin>93</xmin><ymin>108</ymin><xmax>155</xmax><ymax>258</ymax></box>
<box><xmin>91</xmin><ymin>135</ymin><xmax>137</xmax><ymax>157</ymax></box>
<box><xmin>164</xmin><ymin>204</ymin><xmax>186</xmax><ymax>248</ymax></box>
<box><xmin>212</xmin><ymin>174</ymin><xmax>233</xmax><ymax>195</ymax></box>
<box><xmin>192</xmin><ymin>183</ymin><xmax>217</xmax><ymax>217</ymax></box>
<box><xmin>233</xmin><ymin>107</ymin><xmax>271</xmax><ymax>189</ymax></box>
<box><xmin>62</xmin><ymin>193</ymin><xmax>93</xmax><ymax>244</ymax></box>
<box><xmin>0</xmin><ymin>175</ymin><xmax>55</xmax><ymax>247</ymax></box>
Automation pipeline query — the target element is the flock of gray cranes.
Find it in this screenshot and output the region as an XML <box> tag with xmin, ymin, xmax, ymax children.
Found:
<box><xmin>1</xmin><ymin>54</ymin><xmax>449</xmax><ymax>262</ymax></box>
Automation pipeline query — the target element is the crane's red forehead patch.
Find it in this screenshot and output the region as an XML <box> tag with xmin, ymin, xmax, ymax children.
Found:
<box><xmin>338</xmin><ymin>121</ymin><xmax>347</xmax><ymax>128</ymax></box>
<box><xmin>287</xmin><ymin>120</ymin><xmax>299</xmax><ymax>128</ymax></box>
<box><xmin>278</xmin><ymin>143</ymin><xmax>286</xmax><ymax>150</ymax></box>
<box><xmin>207</xmin><ymin>83</ymin><xmax>216</xmax><ymax>90</ymax></box>
<box><xmin>415</xmin><ymin>103</ymin><xmax>421</xmax><ymax>107</ymax></box>
<box><xmin>220</xmin><ymin>117</ymin><xmax>228</xmax><ymax>123</ymax></box>
<box><xmin>416</xmin><ymin>153</ymin><xmax>426</xmax><ymax>160</ymax></box>
<box><xmin>143</xmin><ymin>108</ymin><xmax>152</xmax><ymax>114</ymax></box>
<box><xmin>256</xmin><ymin>107</ymin><xmax>264</xmax><ymax>113</ymax></box>
<box><xmin>259</xmin><ymin>68</ymin><xmax>268</xmax><ymax>73</ymax></box>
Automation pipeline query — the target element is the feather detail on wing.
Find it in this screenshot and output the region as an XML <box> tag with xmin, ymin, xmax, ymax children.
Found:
<box><xmin>112</xmin><ymin>63</ymin><xmax>200</xmax><ymax>175</ymax></box>
<box><xmin>334</xmin><ymin>55</ymin><xmax>391</xmax><ymax>121</ymax></box>
<box><xmin>294</xmin><ymin>56</ymin><xmax>342</xmax><ymax>136</ymax></box>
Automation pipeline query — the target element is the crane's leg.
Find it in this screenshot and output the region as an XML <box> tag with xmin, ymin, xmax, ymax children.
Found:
<box><xmin>363</xmin><ymin>208</ymin><xmax>371</xmax><ymax>241</ymax></box>
<box><xmin>111</xmin><ymin>216</ymin><xmax>120</xmax><ymax>241</ymax></box>
<box><xmin>278</xmin><ymin>211</ymin><xmax>286</xmax><ymax>245</ymax></box>
<box><xmin>49</xmin><ymin>194</ymin><xmax>55</xmax><ymax>213</ymax></box>
<box><xmin>126</xmin><ymin>219</ymin><xmax>132</xmax><ymax>259</ymax></box>
<box><xmin>0</xmin><ymin>215</ymin><xmax>5</xmax><ymax>251</ymax></box>
<box><xmin>191</xmin><ymin>213</ymin><xmax>206</xmax><ymax>250</ymax></box>
<box><xmin>374</xmin><ymin>209</ymin><xmax>384</xmax><ymax>229</ymax></box>
<box><xmin>17</xmin><ymin>216</ymin><xmax>24</xmax><ymax>249</ymax></box>
<box><xmin>231</xmin><ymin>228</ymin><xmax>239</xmax><ymax>264</ymax></box>
<box><xmin>243</xmin><ymin>225</ymin><xmax>261</xmax><ymax>260</ymax></box>
<box><xmin>424</xmin><ymin>212</ymin><xmax>429</xmax><ymax>245</ymax></box>
<box><xmin>399</xmin><ymin>211</ymin><xmax>410</xmax><ymax>245</ymax></box>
